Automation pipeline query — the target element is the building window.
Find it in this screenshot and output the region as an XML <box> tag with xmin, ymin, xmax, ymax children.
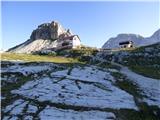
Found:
<box><xmin>62</xmin><ymin>42</ymin><xmax>69</xmax><ymax>46</ymax></box>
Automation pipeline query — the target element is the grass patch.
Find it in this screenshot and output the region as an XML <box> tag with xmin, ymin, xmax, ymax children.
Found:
<box><xmin>67</xmin><ymin>67</ymin><xmax>73</xmax><ymax>75</ymax></box>
<box><xmin>129</xmin><ymin>65</ymin><xmax>160</xmax><ymax>79</ymax></box>
<box><xmin>95</xmin><ymin>61</ymin><xmax>121</xmax><ymax>70</ymax></box>
<box><xmin>1</xmin><ymin>52</ymin><xmax>80</xmax><ymax>63</ymax></box>
<box><xmin>122</xmin><ymin>55</ymin><xmax>160</xmax><ymax>79</ymax></box>
<box><xmin>57</xmin><ymin>46</ymin><xmax>98</xmax><ymax>57</ymax></box>
<box><xmin>1</xmin><ymin>74</ymin><xmax>32</xmax><ymax>109</ymax></box>
<box><xmin>116</xmin><ymin>108</ymin><xmax>160</xmax><ymax>120</ymax></box>
<box><xmin>117</xmin><ymin>43</ymin><xmax>160</xmax><ymax>79</ymax></box>
<box><xmin>111</xmin><ymin>72</ymin><xmax>144</xmax><ymax>98</ymax></box>
<box><xmin>111</xmin><ymin>72</ymin><xmax>160</xmax><ymax>120</ymax></box>
<box><xmin>1</xmin><ymin>75</ymin><xmax>32</xmax><ymax>96</ymax></box>
<box><xmin>94</xmin><ymin>83</ymin><xmax>112</xmax><ymax>92</ymax></box>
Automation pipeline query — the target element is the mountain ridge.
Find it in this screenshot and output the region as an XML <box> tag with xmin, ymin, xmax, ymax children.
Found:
<box><xmin>7</xmin><ymin>21</ymin><xmax>78</xmax><ymax>53</ymax></box>
<box><xmin>102</xmin><ymin>29</ymin><xmax>160</xmax><ymax>49</ymax></box>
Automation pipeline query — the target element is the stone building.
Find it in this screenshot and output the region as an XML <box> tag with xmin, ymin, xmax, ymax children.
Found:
<box><xmin>119</xmin><ymin>41</ymin><xmax>134</xmax><ymax>48</ymax></box>
<box><xmin>57</xmin><ymin>35</ymin><xmax>81</xmax><ymax>50</ymax></box>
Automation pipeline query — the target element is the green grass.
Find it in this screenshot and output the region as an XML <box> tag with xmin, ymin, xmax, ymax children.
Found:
<box><xmin>1</xmin><ymin>73</ymin><xmax>33</xmax><ymax>108</ymax></box>
<box><xmin>108</xmin><ymin>43</ymin><xmax>160</xmax><ymax>80</ymax></box>
<box><xmin>129</xmin><ymin>65</ymin><xmax>160</xmax><ymax>79</ymax></box>
<box><xmin>132</xmin><ymin>42</ymin><xmax>160</xmax><ymax>53</ymax></box>
<box><xmin>1</xmin><ymin>52</ymin><xmax>80</xmax><ymax>63</ymax></box>
<box><xmin>111</xmin><ymin>72</ymin><xmax>160</xmax><ymax>120</ymax></box>
<box><xmin>100</xmin><ymin>62</ymin><xmax>121</xmax><ymax>70</ymax></box>
<box><xmin>121</xmin><ymin>56</ymin><xmax>160</xmax><ymax>79</ymax></box>
<box><xmin>118</xmin><ymin>43</ymin><xmax>160</xmax><ymax>79</ymax></box>
<box><xmin>56</xmin><ymin>46</ymin><xmax>98</xmax><ymax>63</ymax></box>
<box><xmin>111</xmin><ymin>72</ymin><xmax>144</xmax><ymax>98</ymax></box>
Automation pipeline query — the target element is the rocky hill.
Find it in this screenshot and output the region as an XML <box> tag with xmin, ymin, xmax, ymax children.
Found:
<box><xmin>102</xmin><ymin>29</ymin><xmax>160</xmax><ymax>49</ymax></box>
<box><xmin>1</xmin><ymin>42</ymin><xmax>160</xmax><ymax>120</ymax></box>
<box><xmin>1</xmin><ymin>56</ymin><xmax>160</xmax><ymax>120</ymax></box>
<box><xmin>95</xmin><ymin>42</ymin><xmax>160</xmax><ymax>79</ymax></box>
<box><xmin>8</xmin><ymin>21</ymin><xmax>78</xmax><ymax>53</ymax></box>
<box><xmin>114</xmin><ymin>42</ymin><xmax>160</xmax><ymax>79</ymax></box>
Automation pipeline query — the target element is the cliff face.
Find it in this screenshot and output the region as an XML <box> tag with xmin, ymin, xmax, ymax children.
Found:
<box><xmin>30</xmin><ymin>21</ymin><xmax>71</xmax><ymax>40</ymax></box>
<box><xmin>8</xmin><ymin>21</ymin><xmax>78</xmax><ymax>53</ymax></box>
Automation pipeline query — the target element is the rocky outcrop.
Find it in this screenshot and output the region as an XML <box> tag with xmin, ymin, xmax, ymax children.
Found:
<box><xmin>143</xmin><ymin>29</ymin><xmax>160</xmax><ymax>46</ymax></box>
<box><xmin>102</xmin><ymin>29</ymin><xmax>160</xmax><ymax>49</ymax></box>
<box><xmin>30</xmin><ymin>21</ymin><xmax>71</xmax><ymax>41</ymax></box>
<box><xmin>8</xmin><ymin>21</ymin><xmax>76</xmax><ymax>53</ymax></box>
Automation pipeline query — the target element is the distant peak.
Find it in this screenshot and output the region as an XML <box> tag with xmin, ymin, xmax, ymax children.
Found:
<box><xmin>117</xmin><ymin>33</ymin><xmax>142</xmax><ymax>38</ymax></box>
<box><xmin>152</xmin><ymin>28</ymin><xmax>160</xmax><ymax>36</ymax></box>
<box><xmin>102</xmin><ymin>29</ymin><xmax>160</xmax><ymax>49</ymax></box>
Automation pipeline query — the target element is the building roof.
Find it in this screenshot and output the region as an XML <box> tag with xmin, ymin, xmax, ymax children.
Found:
<box><xmin>119</xmin><ymin>41</ymin><xmax>133</xmax><ymax>45</ymax></box>
<box><xmin>60</xmin><ymin>35</ymin><xmax>80</xmax><ymax>41</ymax></box>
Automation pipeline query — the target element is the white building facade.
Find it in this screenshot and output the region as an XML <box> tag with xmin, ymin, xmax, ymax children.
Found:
<box><xmin>119</xmin><ymin>41</ymin><xmax>134</xmax><ymax>48</ymax></box>
<box><xmin>57</xmin><ymin>35</ymin><xmax>81</xmax><ymax>50</ymax></box>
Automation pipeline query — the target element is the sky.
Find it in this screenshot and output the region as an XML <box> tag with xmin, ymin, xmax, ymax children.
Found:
<box><xmin>1</xmin><ymin>1</ymin><xmax>160</xmax><ymax>50</ymax></box>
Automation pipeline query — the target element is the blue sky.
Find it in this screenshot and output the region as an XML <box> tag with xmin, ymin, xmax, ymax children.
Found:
<box><xmin>1</xmin><ymin>1</ymin><xmax>159</xmax><ymax>50</ymax></box>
